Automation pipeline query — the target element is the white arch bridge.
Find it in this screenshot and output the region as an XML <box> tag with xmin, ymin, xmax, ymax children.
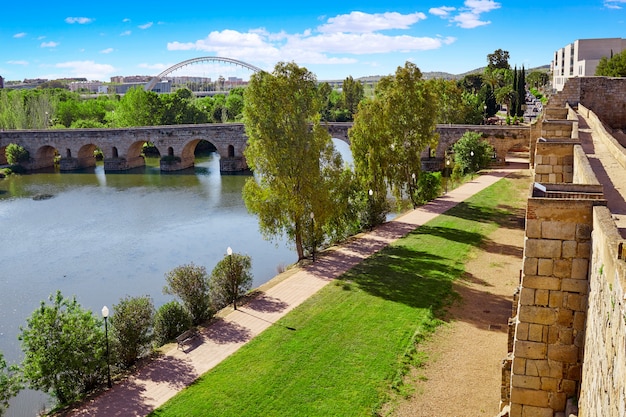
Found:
<box><xmin>144</xmin><ymin>57</ymin><xmax>263</xmax><ymax>92</ymax></box>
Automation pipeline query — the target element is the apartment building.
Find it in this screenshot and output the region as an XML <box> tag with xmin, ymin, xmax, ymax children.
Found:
<box><xmin>551</xmin><ymin>38</ymin><xmax>626</xmax><ymax>91</ymax></box>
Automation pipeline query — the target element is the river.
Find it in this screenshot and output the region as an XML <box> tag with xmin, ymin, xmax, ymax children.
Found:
<box><xmin>0</xmin><ymin>141</ymin><xmax>352</xmax><ymax>417</ymax></box>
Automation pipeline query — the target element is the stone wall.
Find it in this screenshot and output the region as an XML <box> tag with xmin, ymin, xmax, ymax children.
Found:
<box><xmin>578</xmin><ymin>206</ymin><xmax>626</xmax><ymax>417</ymax></box>
<box><xmin>578</xmin><ymin>104</ymin><xmax>626</xmax><ymax>170</ymax></box>
<box><xmin>572</xmin><ymin>145</ymin><xmax>600</xmax><ymax>185</ymax></box>
<box><xmin>533</xmin><ymin>142</ymin><xmax>575</xmax><ymax>183</ymax></box>
<box><xmin>549</xmin><ymin>77</ymin><xmax>626</xmax><ymax>130</ymax></box>
<box><xmin>509</xmin><ymin>195</ymin><xmax>605</xmax><ymax>417</ymax></box>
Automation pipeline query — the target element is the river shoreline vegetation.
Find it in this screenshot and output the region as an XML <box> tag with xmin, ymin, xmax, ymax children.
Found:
<box><xmin>0</xmin><ymin>51</ymin><xmax>543</xmax><ymax>415</ymax></box>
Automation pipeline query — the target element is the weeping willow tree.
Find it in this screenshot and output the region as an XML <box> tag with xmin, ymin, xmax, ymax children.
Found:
<box><xmin>0</xmin><ymin>89</ymin><xmax>58</xmax><ymax>129</ymax></box>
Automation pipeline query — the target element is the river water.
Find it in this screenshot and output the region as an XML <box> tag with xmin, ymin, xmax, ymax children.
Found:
<box><xmin>0</xmin><ymin>143</ymin><xmax>354</xmax><ymax>416</ymax></box>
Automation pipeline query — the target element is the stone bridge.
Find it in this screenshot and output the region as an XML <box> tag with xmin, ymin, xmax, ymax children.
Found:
<box><xmin>0</xmin><ymin>122</ymin><xmax>529</xmax><ymax>173</ymax></box>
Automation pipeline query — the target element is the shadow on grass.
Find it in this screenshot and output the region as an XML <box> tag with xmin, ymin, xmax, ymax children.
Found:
<box><xmin>342</xmin><ymin>246</ymin><xmax>463</xmax><ymax>314</ymax></box>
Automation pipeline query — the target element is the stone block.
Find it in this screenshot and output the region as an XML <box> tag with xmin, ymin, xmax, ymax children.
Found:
<box><xmin>511</xmin><ymin>387</ymin><xmax>550</xmax><ymax>407</ymax></box>
<box><xmin>561</xmin><ymin>241</ymin><xmax>577</xmax><ymax>258</ymax></box>
<box><xmin>549</xmin><ymin>391</ymin><xmax>567</xmax><ymax>411</ymax></box>
<box><xmin>525</xmin><ymin>239</ymin><xmax>562</xmax><ymax>258</ymax></box>
<box><xmin>535</xmin><ymin>289</ymin><xmax>549</xmax><ymax>306</ymax></box>
<box><xmin>571</xmin><ymin>258</ymin><xmax>589</xmax><ymax>279</ymax></box>
<box><xmin>553</xmin><ymin>260</ymin><xmax>572</xmax><ymax>278</ymax></box>
<box><xmin>542</xmin><ymin>222</ymin><xmax>576</xmax><ymax>240</ymax></box>
<box><xmin>517</xmin><ymin>322</ymin><xmax>529</xmax><ymax>341</ymax></box>
<box><xmin>537</xmin><ymin>259</ymin><xmax>554</xmax><ymax>276</ymax></box>
<box><xmin>526</xmin><ymin>220</ymin><xmax>542</xmax><ymax>239</ymax></box>
<box><xmin>521</xmin><ymin>405</ymin><xmax>553</xmax><ymax>417</ymax></box>
<box><xmin>573</xmin><ymin>311</ymin><xmax>586</xmax><ymax>331</ymax></box>
<box><xmin>547</xmin><ymin>344</ymin><xmax>579</xmax><ymax>363</ymax></box>
<box><xmin>513</xmin><ymin>357</ymin><xmax>527</xmax><ymax>374</ymax></box>
<box><xmin>513</xmin><ymin>375</ymin><xmax>542</xmax><ymax>390</ymax></box>
<box><xmin>520</xmin><ymin>288</ymin><xmax>535</xmax><ymax>306</ymax></box>
<box><xmin>576</xmin><ymin>241</ymin><xmax>591</xmax><ymax>258</ymax></box>
<box><xmin>519</xmin><ymin>305</ymin><xmax>557</xmax><ymax>325</ymax></box>
<box><xmin>565</xmin><ymin>294</ymin><xmax>583</xmax><ymax>311</ymax></box>
<box><xmin>523</xmin><ymin>275</ymin><xmax>561</xmax><ymax>291</ymax></box>
<box><xmin>528</xmin><ymin>324</ymin><xmax>545</xmax><ymax>342</ymax></box>
<box><xmin>561</xmin><ymin>279</ymin><xmax>588</xmax><ymax>294</ymax></box>
<box><xmin>515</xmin><ymin>340</ymin><xmax>547</xmax><ymax>360</ymax></box>
<box><xmin>540</xmin><ymin>376</ymin><xmax>559</xmax><ymax>392</ymax></box>
<box><xmin>536</xmin><ymin>165</ymin><xmax>553</xmax><ymax>175</ymax></box>
<box><xmin>576</xmin><ymin>224</ymin><xmax>591</xmax><ymax>240</ymax></box>
<box><xmin>524</xmin><ymin>258</ymin><xmax>539</xmax><ymax>276</ymax></box>
<box><xmin>549</xmin><ymin>291</ymin><xmax>564</xmax><ymax>308</ymax></box>
<box><xmin>557</xmin><ymin>309</ymin><xmax>574</xmax><ymax>326</ymax></box>
<box><xmin>561</xmin><ymin>379</ymin><xmax>577</xmax><ymax>394</ymax></box>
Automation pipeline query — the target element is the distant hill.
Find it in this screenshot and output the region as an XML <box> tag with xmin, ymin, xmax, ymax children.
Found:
<box><xmin>351</xmin><ymin>65</ymin><xmax>549</xmax><ymax>84</ymax></box>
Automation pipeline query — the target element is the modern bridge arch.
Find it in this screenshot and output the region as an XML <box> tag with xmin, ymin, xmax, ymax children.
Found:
<box><xmin>144</xmin><ymin>57</ymin><xmax>263</xmax><ymax>92</ymax></box>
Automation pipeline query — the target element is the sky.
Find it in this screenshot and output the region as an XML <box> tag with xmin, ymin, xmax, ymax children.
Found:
<box><xmin>2</xmin><ymin>0</ymin><xmax>626</xmax><ymax>83</ymax></box>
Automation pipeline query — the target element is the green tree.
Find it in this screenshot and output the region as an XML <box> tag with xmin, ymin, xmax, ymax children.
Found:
<box><xmin>452</xmin><ymin>131</ymin><xmax>494</xmax><ymax>175</ymax></box>
<box><xmin>5</xmin><ymin>143</ymin><xmax>29</xmax><ymax>164</ymax></box>
<box><xmin>526</xmin><ymin>70</ymin><xmax>549</xmax><ymax>90</ymax></box>
<box><xmin>0</xmin><ymin>352</ymin><xmax>22</xmax><ymax>417</ymax></box>
<box><xmin>19</xmin><ymin>291</ymin><xmax>106</xmax><ymax>405</ymax></box>
<box><xmin>110</xmin><ymin>295</ymin><xmax>155</xmax><ymax>368</ymax></box>
<box><xmin>487</xmin><ymin>48</ymin><xmax>511</xmax><ymax>70</ymax></box>
<box><xmin>351</xmin><ymin>62</ymin><xmax>439</xmax><ymax>209</ymax></box>
<box><xmin>340</xmin><ymin>76</ymin><xmax>364</xmax><ymax>120</ymax></box>
<box><xmin>209</xmin><ymin>250</ymin><xmax>253</xmax><ymax>310</ymax></box>
<box><xmin>153</xmin><ymin>301</ymin><xmax>192</xmax><ymax>346</ymax></box>
<box><xmin>163</xmin><ymin>263</ymin><xmax>212</xmax><ymax>325</ymax></box>
<box><xmin>242</xmin><ymin>62</ymin><xmax>349</xmax><ymax>260</ymax></box>
<box><xmin>224</xmin><ymin>88</ymin><xmax>245</xmax><ymax>121</ymax></box>
<box><xmin>596</xmin><ymin>50</ymin><xmax>626</xmax><ymax>76</ymax></box>
<box><xmin>110</xmin><ymin>87</ymin><xmax>162</xmax><ymax>127</ymax></box>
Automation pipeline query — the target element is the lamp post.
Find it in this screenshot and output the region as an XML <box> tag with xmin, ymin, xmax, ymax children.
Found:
<box><xmin>309</xmin><ymin>212</ymin><xmax>315</xmax><ymax>262</ymax></box>
<box><xmin>445</xmin><ymin>158</ymin><xmax>450</xmax><ymax>193</ymax></box>
<box><xmin>470</xmin><ymin>150</ymin><xmax>475</xmax><ymax>180</ymax></box>
<box><xmin>226</xmin><ymin>246</ymin><xmax>236</xmax><ymax>310</ymax></box>
<box><xmin>101</xmin><ymin>306</ymin><xmax>112</xmax><ymax>388</ymax></box>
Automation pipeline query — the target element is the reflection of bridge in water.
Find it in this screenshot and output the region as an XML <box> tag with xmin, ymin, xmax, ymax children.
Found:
<box><xmin>0</xmin><ymin>123</ymin><xmax>530</xmax><ymax>173</ymax></box>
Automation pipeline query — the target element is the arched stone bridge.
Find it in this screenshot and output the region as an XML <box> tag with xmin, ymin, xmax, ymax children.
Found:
<box><xmin>0</xmin><ymin>123</ymin><xmax>529</xmax><ymax>173</ymax></box>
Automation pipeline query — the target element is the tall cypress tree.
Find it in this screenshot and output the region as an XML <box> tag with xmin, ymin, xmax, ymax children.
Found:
<box><xmin>516</xmin><ymin>66</ymin><xmax>526</xmax><ymax>118</ymax></box>
<box><xmin>512</xmin><ymin>66</ymin><xmax>518</xmax><ymax>117</ymax></box>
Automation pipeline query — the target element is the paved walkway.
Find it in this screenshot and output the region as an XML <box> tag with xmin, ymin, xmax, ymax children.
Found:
<box><xmin>577</xmin><ymin>113</ymin><xmax>626</xmax><ymax>237</ymax></box>
<box><xmin>64</xmin><ymin>163</ymin><xmax>526</xmax><ymax>417</ymax></box>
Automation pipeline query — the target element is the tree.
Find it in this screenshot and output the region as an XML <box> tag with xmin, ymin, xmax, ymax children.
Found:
<box><xmin>5</xmin><ymin>143</ymin><xmax>29</xmax><ymax>164</ymax></box>
<box><xmin>163</xmin><ymin>263</ymin><xmax>212</xmax><ymax>325</ymax></box>
<box><xmin>19</xmin><ymin>291</ymin><xmax>106</xmax><ymax>405</ymax></box>
<box><xmin>351</xmin><ymin>62</ymin><xmax>439</xmax><ymax>209</ymax></box>
<box><xmin>110</xmin><ymin>87</ymin><xmax>162</xmax><ymax>127</ymax></box>
<box><xmin>110</xmin><ymin>295</ymin><xmax>155</xmax><ymax>368</ymax></box>
<box><xmin>340</xmin><ymin>76</ymin><xmax>364</xmax><ymax>121</ymax></box>
<box><xmin>242</xmin><ymin>62</ymin><xmax>350</xmax><ymax>260</ymax></box>
<box><xmin>526</xmin><ymin>70</ymin><xmax>549</xmax><ymax>90</ymax></box>
<box><xmin>595</xmin><ymin>50</ymin><xmax>626</xmax><ymax>76</ymax></box>
<box><xmin>487</xmin><ymin>48</ymin><xmax>511</xmax><ymax>70</ymax></box>
<box><xmin>452</xmin><ymin>132</ymin><xmax>494</xmax><ymax>175</ymax></box>
<box><xmin>209</xmin><ymin>250</ymin><xmax>253</xmax><ymax>310</ymax></box>
<box><xmin>153</xmin><ymin>301</ymin><xmax>192</xmax><ymax>346</ymax></box>
<box><xmin>0</xmin><ymin>352</ymin><xmax>22</xmax><ymax>417</ymax></box>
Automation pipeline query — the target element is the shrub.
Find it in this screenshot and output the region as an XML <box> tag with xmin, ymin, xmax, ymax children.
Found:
<box><xmin>209</xmin><ymin>252</ymin><xmax>253</xmax><ymax>311</ymax></box>
<box><xmin>110</xmin><ymin>295</ymin><xmax>155</xmax><ymax>369</ymax></box>
<box><xmin>5</xmin><ymin>143</ymin><xmax>29</xmax><ymax>165</ymax></box>
<box><xmin>414</xmin><ymin>172</ymin><xmax>442</xmax><ymax>205</ymax></box>
<box><xmin>153</xmin><ymin>301</ymin><xmax>192</xmax><ymax>346</ymax></box>
<box><xmin>164</xmin><ymin>263</ymin><xmax>213</xmax><ymax>325</ymax></box>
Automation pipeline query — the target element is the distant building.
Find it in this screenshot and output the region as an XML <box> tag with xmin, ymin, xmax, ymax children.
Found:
<box><xmin>0</xmin><ymin>75</ymin><xmax>4</xmax><ymax>89</ymax></box>
<box><xmin>551</xmin><ymin>38</ymin><xmax>626</xmax><ymax>91</ymax></box>
<box><xmin>69</xmin><ymin>80</ymin><xmax>103</xmax><ymax>93</ymax></box>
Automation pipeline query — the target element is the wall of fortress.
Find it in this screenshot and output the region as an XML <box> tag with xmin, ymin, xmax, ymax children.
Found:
<box><xmin>503</xmin><ymin>77</ymin><xmax>626</xmax><ymax>417</ymax></box>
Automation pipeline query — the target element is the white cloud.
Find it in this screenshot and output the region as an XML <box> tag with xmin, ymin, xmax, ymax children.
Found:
<box><xmin>65</xmin><ymin>17</ymin><xmax>94</xmax><ymax>24</ymax></box>
<box><xmin>123</xmin><ymin>18</ymin><xmax>131</xmax><ymax>23</ymax></box>
<box><xmin>453</xmin><ymin>12</ymin><xmax>490</xmax><ymax>28</ymax></box>
<box><xmin>120</xmin><ymin>30</ymin><xmax>132</xmax><ymax>36</ymax></box>
<box><xmin>605</xmin><ymin>0</ymin><xmax>626</xmax><ymax>8</ymax></box>
<box><xmin>13</xmin><ymin>32</ymin><xmax>27</xmax><ymax>38</ymax></box>
<box><xmin>8</xmin><ymin>60</ymin><xmax>28</xmax><ymax>65</ymax></box>
<box><xmin>139</xmin><ymin>22</ymin><xmax>153</xmax><ymax>30</ymax></box>
<box><xmin>317</xmin><ymin>11</ymin><xmax>427</xmax><ymax>33</ymax></box>
<box><xmin>55</xmin><ymin>61</ymin><xmax>116</xmax><ymax>80</ymax></box>
<box><xmin>289</xmin><ymin>32</ymin><xmax>452</xmax><ymax>54</ymax></box>
<box><xmin>41</xmin><ymin>41</ymin><xmax>59</xmax><ymax>48</ymax></box>
<box><xmin>100</xmin><ymin>48</ymin><xmax>114</xmax><ymax>54</ymax></box>
<box><xmin>429</xmin><ymin>6</ymin><xmax>456</xmax><ymax>17</ymax></box>
<box><xmin>464</xmin><ymin>0</ymin><xmax>500</xmax><ymax>14</ymax></box>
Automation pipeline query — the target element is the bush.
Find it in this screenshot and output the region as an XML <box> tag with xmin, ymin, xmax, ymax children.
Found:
<box><xmin>153</xmin><ymin>301</ymin><xmax>193</xmax><ymax>346</ymax></box>
<box><xmin>5</xmin><ymin>143</ymin><xmax>29</xmax><ymax>165</ymax></box>
<box><xmin>110</xmin><ymin>295</ymin><xmax>155</xmax><ymax>369</ymax></box>
<box><xmin>0</xmin><ymin>352</ymin><xmax>22</xmax><ymax>416</ymax></box>
<box><xmin>164</xmin><ymin>263</ymin><xmax>213</xmax><ymax>325</ymax></box>
<box><xmin>209</xmin><ymin>252</ymin><xmax>253</xmax><ymax>311</ymax></box>
<box><xmin>414</xmin><ymin>172</ymin><xmax>442</xmax><ymax>205</ymax></box>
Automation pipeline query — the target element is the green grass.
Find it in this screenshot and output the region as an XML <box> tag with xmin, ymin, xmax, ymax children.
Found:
<box><xmin>151</xmin><ymin>178</ymin><xmax>522</xmax><ymax>417</ymax></box>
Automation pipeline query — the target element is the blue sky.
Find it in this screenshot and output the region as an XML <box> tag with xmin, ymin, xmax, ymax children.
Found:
<box><xmin>2</xmin><ymin>0</ymin><xmax>626</xmax><ymax>82</ymax></box>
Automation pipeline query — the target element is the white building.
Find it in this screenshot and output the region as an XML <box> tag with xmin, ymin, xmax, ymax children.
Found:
<box><xmin>551</xmin><ymin>38</ymin><xmax>626</xmax><ymax>91</ymax></box>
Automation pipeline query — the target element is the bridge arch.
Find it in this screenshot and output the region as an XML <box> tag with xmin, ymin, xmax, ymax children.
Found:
<box><xmin>144</xmin><ymin>57</ymin><xmax>263</xmax><ymax>92</ymax></box>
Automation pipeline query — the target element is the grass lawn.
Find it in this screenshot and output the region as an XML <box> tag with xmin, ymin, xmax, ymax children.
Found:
<box><xmin>151</xmin><ymin>177</ymin><xmax>523</xmax><ymax>417</ymax></box>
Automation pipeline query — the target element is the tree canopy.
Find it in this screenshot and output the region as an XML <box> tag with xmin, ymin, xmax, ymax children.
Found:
<box><xmin>595</xmin><ymin>50</ymin><xmax>626</xmax><ymax>77</ymax></box>
<box><xmin>242</xmin><ymin>62</ymin><xmax>352</xmax><ymax>260</ymax></box>
<box><xmin>487</xmin><ymin>48</ymin><xmax>511</xmax><ymax>70</ymax></box>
